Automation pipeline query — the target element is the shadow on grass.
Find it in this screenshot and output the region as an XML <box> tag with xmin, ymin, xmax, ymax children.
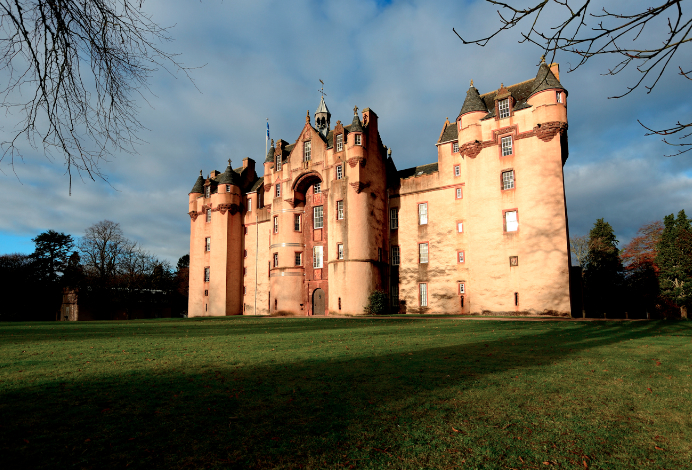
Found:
<box><xmin>1</xmin><ymin>319</ymin><xmax>690</xmax><ymax>469</ymax></box>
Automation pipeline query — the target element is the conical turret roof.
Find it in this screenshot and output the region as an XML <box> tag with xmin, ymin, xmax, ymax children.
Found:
<box><xmin>189</xmin><ymin>171</ymin><xmax>205</xmax><ymax>194</ymax></box>
<box><xmin>216</xmin><ymin>160</ymin><xmax>241</xmax><ymax>186</ymax></box>
<box><xmin>265</xmin><ymin>140</ymin><xmax>275</xmax><ymax>163</ymax></box>
<box><xmin>529</xmin><ymin>59</ymin><xmax>565</xmax><ymax>97</ymax></box>
<box><xmin>459</xmin><ymin>81</ymin><xmax>488</xmax><ymax>116</ymax></box>
<box><xmin>350</xmin><ymin>113</ymin><xmax>364</xmax><ymax>132</ymax></box>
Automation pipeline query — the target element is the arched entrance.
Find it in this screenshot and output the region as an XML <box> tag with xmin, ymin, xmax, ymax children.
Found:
<box><xmin>312</xmin><ymin>288</ymin><xmax>325</xmax><ymax>316</ymax></box>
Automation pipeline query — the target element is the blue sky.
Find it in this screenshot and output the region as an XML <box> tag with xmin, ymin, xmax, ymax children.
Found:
<box><xmin>0</xmin><ymin>0</ymin><xmax>690</xmax><ymax>262</ymax></box>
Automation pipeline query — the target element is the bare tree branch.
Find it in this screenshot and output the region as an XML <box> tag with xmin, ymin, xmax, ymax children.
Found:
<box><xmin>0</xmin><ymin>1</ymin><xmax>196</xmax><ymax>193</ymax></box>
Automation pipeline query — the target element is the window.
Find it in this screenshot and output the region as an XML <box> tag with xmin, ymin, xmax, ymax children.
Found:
<box><xmin>314</xmin><ymin>183</ymin><xmax>321</xmax><ymax>194</ymax></box>
<box><xmin>243</xmin><ymin>267</ymin><xmax>247</xmax><ymax>276</ymax></box>
<box><xmin>502</xmin><ymin>170</ymin><xmax>515</xmax><ymax>190</ymax></box>
<box><xmin>336</xmin><ymin>164</ymin><xmax>343</xmax><ymax>180</ymax></box>
<box><xmin>420</xmin><ymin>283</ymin><xmax>428</xmax><ymax>307</ymax></box>
<box><xmin>247</xmin><ymin>199</ymin><xmax>252</xmax><ymax>211</ymax></box>
<box><xmin>313</xmin><ymin>246</ymin><xmax>323</xmax><ymax>268</ymax></box>
<box><xmin>378</xmin><ymin>248</ymin><xmax>382</xmax><ymax>262</ymax></box>
<box><xmin>273</xmin><ymin>216</ymin><xmax>279</xmax><ymax>234</ymax></box>
<box><xmin>556</xmin><ymin>91</ymin><xmax>563</xmax><ymax>103</ymax></box>
<box><xmin>275</xmin><ymin>184</ymin><xmax>281</xmax><ymax>198</ymax></box>
<box><xmin>273</xmin><ymin>253</ymin><xmax>278</xmax><ymax>267</ymax></box>
<box><xmin>459</xmin><ymin>283</ymin><xmax>465</xmax><ymax>294</ymax></box>
<box><xmin>294</xmin><ymin>214</ymin><xmax>301</xmax><ymax>231</ymax></box>
<box><xmin>244</xmin><ymin>249</ymin><xmax>248</xmax><ymax>258</ymax></box>
<box><xmin>338</xmin><ymin>297</ymin><xmax>342</xmax><ymax>310</ymax></box>
<box><xmin>205</xmin><ymin>186</ymin><xmax>210</xmax><ymax>198</ymax></box>
<box><xmin>504</xmin><ymin>210</ymin><xmax>518</xmax><ymax>232</ymax></box>
<box><xmin>456</xmin><ymin>188</ymin><xmax>463</xmax><ymax>199</ymax></box>
<box><xmin>204</xmin><ymin>290</ymin><xmax>208</xmax><ymax>297</ymax></box>
<box><xmin>457</xmin><ymin>222</ymin><xmax>463</xmax><ymax>233</ymax></box>
<box><xmin>314</xmin><ymin>206</ymin><xmax>323</xmax><ymax>229</ymax></box>
<box><xmin>205</xmin><ymin>237</ymin><xmax>211</xmax><ymax>252</ymax></box>
<box><xmin>206</xmin><ymin>209</ymin><xmax>212</xmax><ymax>223</ymax></box>
<box><xmin>510</xmin><ymin>256</ymin><xmax>519</xmax><ymax>266</ymax></box>
<box><xmin>337</xmin><ymin>200</ymin><xmax>344</xmax><ymax>220</ymax></box>
<box><xmin>204</xmin><ymin>267</ymin><xmax>210</xmax><ymax>282</ymax></box>
<box><xmin>515</xmin><ymin>292</ymin><xmax>519</xmax><ymax>306</ymax></box>
<box><xmin>391</xmin><ymin>246</ymin><xmax>400</xmax><ymax>265</ymax></box>
<box><xmin>458</xmin><ymin>251</ymin><xmax>465</xmax><ymax>263</ymax></box>
<box><xmin>226</xmin><ymin>185</ymin><xmax>231</xmax><ymax>193</ymax></box>
<box><xmin>418</xmin><ymin>203</ymin><xmax>428</xmax><ymax>225</ymax></box>
<box><xmin>452</xmin><ymin>142</ymin><xmax>459</xmax><ymax>153</ymax></box>
<box><xmin>501</xmin><ymin>136</ymin><xmax>513</xmax><ymax>157</ymax></box>
<box><xmin>244</xmin><ymin>227</ymin><xmax>248</xmax><ymax>235</ymax></box>
<box><xmin>355</xmin><ymin>134</ymin><xmax>361</xmax><ymax>146</ymax></box>
<box><xmin>499</xmin><ymin>98</ymin><xmax>510</xmax><ymax>119</ymax></box>
<box><xmin>244</xmin><ymin>286</ymin><xmax>246</xmax><ymax>296</ymax></box>
<box><xmin>419</xmin><ymin>243</ymin><xmax>429</xmax><ymax>264</ymax></box>
<box><xmin>336</xmin><ymin>134</ymin><xmax>343</xmax><ymax>152</ymax></box>
<box><xmin>304</xmin><ymin>141</ymin><xmax>311</xmax><ymax>161</ymax></box>
<box><xmin>390</xmin><ymin>209</ymin><xmax>399</xmax><ymax>230</ymax></box>
<box><xmin>454</xmin><ymin>165</ymin><xmax>460</xmax><ymax>177</ymax></box>
<box><xmin>295</xmin><ymin>252</ymin><xmax>302</xmax><ymax>266</ymax></box>
<box><xmin>338</xmin><ymin>243</ymin><xmax>344</xmax><ymax>260</ymax></box>
<box><xmin>391</xmin><ymin>284</ymin><xmax>399</xmax><ymax>307</ymax></box>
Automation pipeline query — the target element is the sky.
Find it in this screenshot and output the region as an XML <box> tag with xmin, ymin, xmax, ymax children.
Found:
<box><xmin>0</xmin><ymin>0</ymin><xmax>690</xmax><ymax>264</ymax></box>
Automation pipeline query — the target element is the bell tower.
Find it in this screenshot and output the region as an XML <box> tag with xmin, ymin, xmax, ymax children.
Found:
<box><xmin>315</xmin><ymin>80</ymin><xmax>331</xmax><ymax>137</ymax></box>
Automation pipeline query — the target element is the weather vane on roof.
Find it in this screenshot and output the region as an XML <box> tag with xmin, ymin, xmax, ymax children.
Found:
<box><xmin>318</xmin><ymin>79</ymin><xmax>327</xmax><ymax>97</ymax></box>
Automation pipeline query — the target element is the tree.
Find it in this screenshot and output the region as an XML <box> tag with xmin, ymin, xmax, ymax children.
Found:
<box><xmin>655</xmin><ymin>210</ymin><xmax>692</xmax><ymax>318</ymax></box>
<box><xmin>78</xmin><ymin>220</ymin><xmax>135</xmax><ymax>282</ymax></box>
<box><xmin>31</xmin><ymin>230</ymin><xmax>74</xmax><ymax>283</ymax></box>
<box><xmin>456</xmin><ymin>1</ymin><xmax>692</xmax><ymax>155</ymax></box>
<box><xmin>583</xmin><ymin>218</ymin><xmax>624</xmax><ymax>317</ymax></box>
<box><xmin>0</xmin><ymin>1</ymin><xmax>191</xmax><ymax>191</ymax></box>
<box><xmin>620</xmin><ymin>220</ymin><xmax>664</xmax><ymax>317</ymax></box>
<box><xmin>570</xmin><ymin>234</ymin><xmax>590</xmax><ymax>270</ymax></box>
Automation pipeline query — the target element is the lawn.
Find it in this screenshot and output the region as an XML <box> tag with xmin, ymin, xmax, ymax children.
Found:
<box><xmin>1</xmin><ymin>317</ymin><xmax>691</xmax><ymax>469</ymax></box>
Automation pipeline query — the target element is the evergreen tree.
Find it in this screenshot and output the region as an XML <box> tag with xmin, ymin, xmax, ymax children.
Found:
<box><xmin>31</xmin><ymin>230</ymin><xmax>74</xmax><ymax>283</ymax></box>
<box><xmin>655</xmin><ymin>210</ymin><xmax>692</xmax><ymax>319</ymax></box>
<box><xmin>584</xmin><ymin>218</ymin><xmax>624</xmax><ymax>317</ymax></box>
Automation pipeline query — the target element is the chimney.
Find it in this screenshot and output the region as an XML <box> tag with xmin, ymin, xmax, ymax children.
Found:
<box><xmin>549</xmin><ymin>63</ymin><xmax>560</xmax><ymax>81</ymax></box>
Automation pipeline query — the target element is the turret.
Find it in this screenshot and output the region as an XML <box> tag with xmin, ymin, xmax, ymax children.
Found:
<box><xmin>189</xmin><ymin>170</ymin><xmax>204</xmax><ymax>203</ymax></box>
<box><xmin>458</xmin><ymin>81</ymin><xmax>488</xmax><ymax>142</ymax></box>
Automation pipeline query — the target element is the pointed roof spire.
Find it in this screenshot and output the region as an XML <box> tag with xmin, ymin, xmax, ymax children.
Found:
<box><xmin>265</xmin><ymin>139</ymin><xmax>275</xmax><ymax>163</ymax></box>
<box><xmin>306</xmin><ymin>110</ymin><xmax>310</xmax><ymax>124</ymax></box>
<box><xmin>217</xmin><ymin>158</ymin><xmax>240</xmax><ymax>186</ymax></box>
<box><xmin>350</xmin><ymin>109</ymin><xmax>364</xmax><ymax>132</ymax></box>
<box><xmin>458</xmin><ymin>81</ymin><xmax>488</xmax><ymax>116</ymax></box>
<box><xmin>189</xmin><ymin>171</ymin><xmax>205</xmax><ymax>194</ymax></box>
<box><xmin>316</xmin><ymin>95</ymin><xmax>330</xmax><ymax>115</ymax></box>
<box><xmin>530</xmin><ymin>57</ymin><xmax>565</xmax><ymax>97</ymax></box>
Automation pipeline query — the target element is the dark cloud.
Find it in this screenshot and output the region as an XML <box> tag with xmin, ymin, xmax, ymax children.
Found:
<box><xmin>0</xmin><ymin>0</ymin><xmax>689</xmax><ymax>261</ymax></box>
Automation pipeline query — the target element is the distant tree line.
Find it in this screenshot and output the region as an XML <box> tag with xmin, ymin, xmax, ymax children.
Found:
<box><xmin>571</xmin><ymin>210</ymin><xmax>692</xmax><ymax>319</ymax></box>
<box><xmin>0</xmin><ymin>220</ymin><xmax>189</xmax><ymax>321</ymax></box>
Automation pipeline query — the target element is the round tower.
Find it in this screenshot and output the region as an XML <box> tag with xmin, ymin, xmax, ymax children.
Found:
<box><xmin>188</xmin><ymin>170</ymin><xmax>206</xmax><ymax>317</ymax></box>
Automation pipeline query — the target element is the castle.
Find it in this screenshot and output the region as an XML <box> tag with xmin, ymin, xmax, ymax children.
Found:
<box><xmin>187</xmin><ymin>59</ymin><xmax>575</xmax><ymax>317</ymax></box>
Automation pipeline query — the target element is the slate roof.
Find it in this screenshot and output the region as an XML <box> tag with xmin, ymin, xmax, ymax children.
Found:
<box><xmin>248</xmin><ymin>176</ymin><xmax>264</xmax><ymax>193</ymax></box>
<box><xmin>459</xmin><ymin>85</ymin><xmax>488</xmax><ymax>116</ymax></box>
<box><xmin>265</xmin><ymin>143</ymin><xmax>275</xmax><ymax>163</ymax></box>
<box><xmin>315</xmin><ymin>96</ymin><xmax>330</xmax><ymax>115</ymax></box>
<box><xmin>216</xmin><ymin>161</ymin><xmax>241</xmax><ymax>186</ymax></box>
<box><xmin>530</xmin><ymin>61</ymin><xmax>565</xmax><ymax>97</ymax></box>
<box><xmin>398</xmin><ymin>162</ymin><xmax>439</xmax><ymax>180</ymax></box>
<box><xmin>350</xmin><ymin>115</ymin><xmax>364</xmax><ymax>133</ymax></box>
<box><xmin>189</xmin><ymin>172</ymin><xmax>205</xmax><ymax>194</ymax></box>
<box><xmin>437</xmin><ymin>121</ymin><xmax>458</xmax><ymax>144</ymax></box>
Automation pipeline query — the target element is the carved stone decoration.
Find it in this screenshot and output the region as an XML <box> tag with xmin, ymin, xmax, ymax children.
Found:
<box><xmin>459</xmin><ymin>141</ymin><xmax>483</xmax><ymax>159</ymax></box>
<box><xmin>264</xmin><ymin>184</ymin><xmax>273</xmax><ymax>193</ymax></box>
<box><xmin>188</xmin><ymin>211</ymin><xmax>199</xmax><ymax>221</ymax></box>
<box><xmin>534</xmin><ymin>121</ymin><xmax>568</xmax><ymax>142</ymax></box>
<box><xmin>334</xmin><ymin>120</ymin><xmax>343</xmax><ymax>135</ymax></box>
<box><xmin>347</xmin><ymin>156</ymin><xmax>365</xmax><ymax>168</ymax></box>
<box><xmin>215</xmin><ymin>203</ymin><xmax>231</xmax><ymax>215</ymax></box>
<box><xmin>284</xmin><ymin>198</ymin><xmax>297</xmax><ymax>208</ymax></box>
<box><xmin>350</xmin><ymin>181</ymin><xmax>370</xmax><ymax>194</ymax></box>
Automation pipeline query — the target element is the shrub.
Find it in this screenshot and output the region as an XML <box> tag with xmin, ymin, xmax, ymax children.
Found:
<box><xmin>364</xmin><ymin>290</ymin><xmax>388</xmax><ymax>315</ymax></box>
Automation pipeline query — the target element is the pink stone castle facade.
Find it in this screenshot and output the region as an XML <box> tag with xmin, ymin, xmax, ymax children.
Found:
<box><xmin>188</xmin><ymin>61</ymin><xmax>575</xmax><ymax>317</ymax></box>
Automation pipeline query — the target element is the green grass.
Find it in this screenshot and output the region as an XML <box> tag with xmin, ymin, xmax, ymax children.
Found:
<box><xmin>1</xmin><ymin>317</ymin><xmax>691</xmax><ymax>469</ymax></box>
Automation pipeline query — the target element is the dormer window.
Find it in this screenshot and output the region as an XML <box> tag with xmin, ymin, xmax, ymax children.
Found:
<box><xmin>336</xmin><ymin>134</ymin><xmax>343</xmax><ymax>152</ymax></box>
<box><xmin>355</xmin><ymin>134</ymin><xmax>361</xmax><ymax>146</ymax></box>
<box><xmin>304</xmin><ymin>141</ymin><xmax>311</xmax><ymax>161</ymax></box>
<box><xmin>499</xmin><ymin>98</ymin><xmax>510</xmax><ymax>119</ymax></box>
<box><xmin>205</xmin><ymin>186</ymin><xmax>210</xmax><ymax>198</ymax></box>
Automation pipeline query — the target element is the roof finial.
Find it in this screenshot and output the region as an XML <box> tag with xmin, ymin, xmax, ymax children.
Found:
<box><xmin>540</xmin><ymin>55</ymin><xmax>546</xmax><ymax>64</ymax></box>
<box><xmin>199</xmin><ymin>170</ymin><xmax>203</xmax><ymax>176</ymax></box>
<box><xmin>470</xmin><ymin>79</ymin><xmax>474</xmax><ymax>87</ymax></box>
<box><xmin>306</xmin><ymin>110</ymin><xmax>310</xmax><ymax>124</ymax></box>
<box><xmin>318</xmin><ymin>79</ymin><xmax>327</xmax><ymax>97</ymax></box>
<box><xmin>228</xmin><ymin>158</ymin><xmax>231</xmax><ymax>167</ymax></box>
<box><xmin>271</xmin><ymin>139</ymin><xmax>274</xmax><ymax>147</ymax></box>
<box><xmin>354</xmin><ymin>105</ymin><xmax>359</xmax><ymax>116</ymax></box>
